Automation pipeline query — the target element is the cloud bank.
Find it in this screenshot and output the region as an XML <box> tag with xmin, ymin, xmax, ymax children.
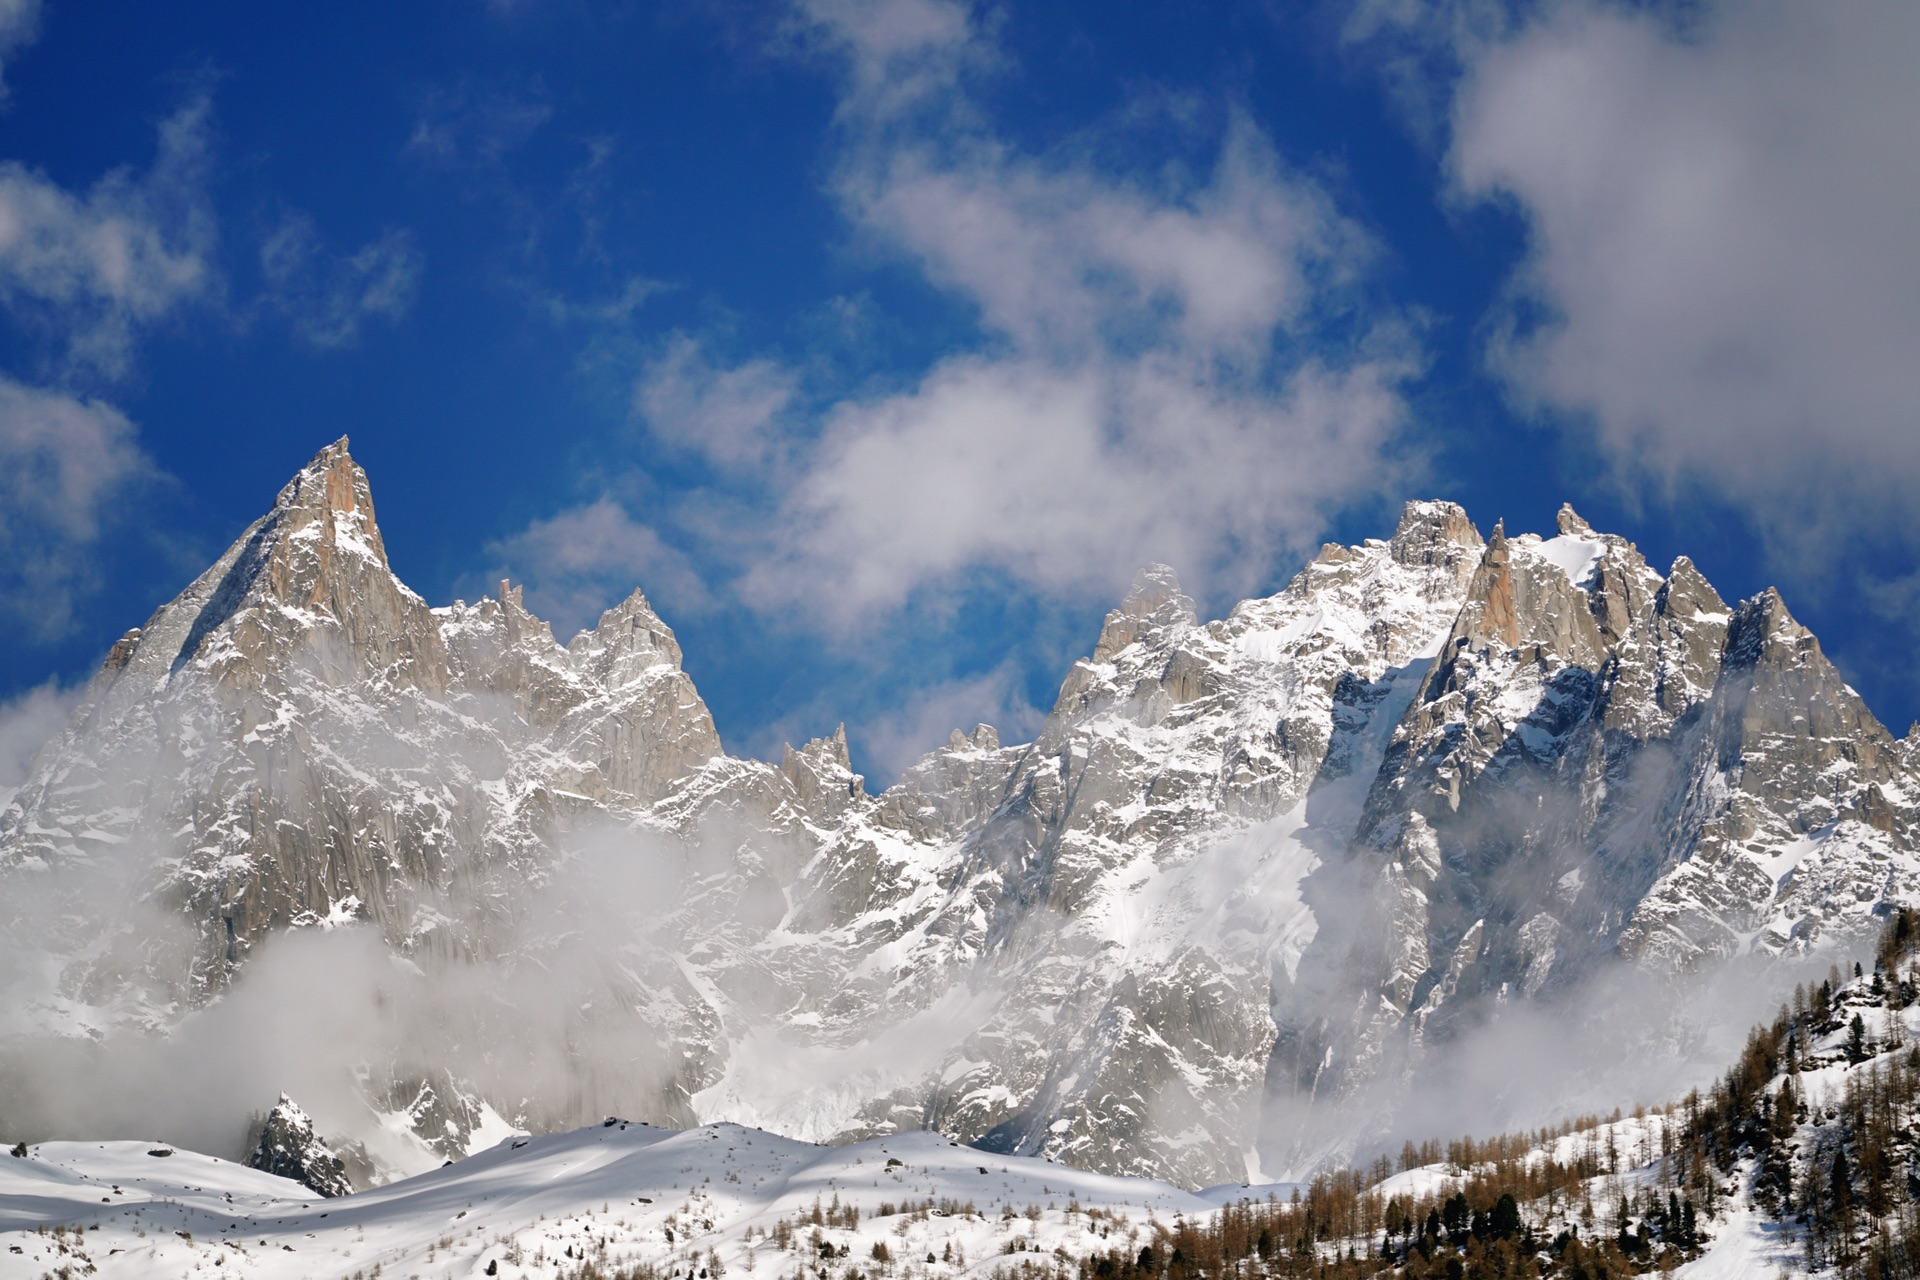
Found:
<box><xmin>498</xmin><ymin>0</ymin><xmax>1417</xmax><ymax>767</ymax></box>
<box><xmin>1447</xmin><ymin>0</ymin><xmax>1920</xmax><ymax>523</ymax></box>
<box><xmin>751</xmin><ymin>0</ymin><xmax>1414</xmax><ymax>619</ymax></box>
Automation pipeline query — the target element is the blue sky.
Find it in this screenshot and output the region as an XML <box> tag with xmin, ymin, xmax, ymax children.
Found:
<box><xmin>2</xmin><ymin>0</ymin><xmax>1918</xmax><ymax>784</ymax></box>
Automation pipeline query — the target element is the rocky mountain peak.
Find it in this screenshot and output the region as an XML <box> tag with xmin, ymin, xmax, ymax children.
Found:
<box><xmin>1657</xmin><ymin>556</ymin><xmax>1727</xmax><ymax>619</ymax></box>
<box><xmin>1555</xmin><ymin>503</ymin><xmax>1594</xmax><ymax>537</ymax></box>
<box><xmin>569</xmin><ymin>587</ymin><xmax>685</xmax><ymax>677</ymax></box>
<box><xmin>490</xmin><ymin>579</ymin><xmax>559</xmax><ymax>648</ymax></box>
<box><xmin>1388</xmin><ymin>499</ymin><xmax>1483</xmax><ymax>574</ymax></box>
<box><xmin>273</xmin><ymin>436</ymin><xmax>386</xmax><ymax>559</ymax></box>
<box><xmin>1724</xmin><ymin>587</ymin><xmax>1817</xmax><ymax>670</ymax></box>
<box><xmin>1437</xmin><ymin>518</ymin><xmax>1605</xmax><ymax>667</ymax></box>
<box><xmin>781</xmin><ymin>725</ymin><xmax>865</xmax><ymax>825</ymax></box>
<box><xmin>151</xmin><ymin>435</ymin><xmax>449</xmax><ymax>692</ymax></box>
<box><xmin>947</xmin><ymin>723</ymin><xmax>1000</xmax><ymax>752</ymax></box>
<box><xmin>245</xmin><ymin>1094</ymin><xmax>359</xmax><ymax>1198</ymax></box>
<box><xmin>785</xmin><ymin>724</ymin><xmax>852</xmax><ymax>774</ymax></box>
<box><xmin>1091</xmin><ymin>564</ymin><xmax>1196</xmax><ymax>664</ymax></box>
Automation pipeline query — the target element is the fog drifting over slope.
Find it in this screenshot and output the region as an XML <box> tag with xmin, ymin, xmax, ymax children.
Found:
<box><xmin>0</xmin><ymin>583</ymin><xmax>1862</xmax><ymax>1188</ymax></box>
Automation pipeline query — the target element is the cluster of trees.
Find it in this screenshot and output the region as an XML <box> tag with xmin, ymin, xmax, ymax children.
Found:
<box><xmin>1069</xmin><ymin>1156</ymin><xmax>1697</xmax><ymax>1280</ymax></box>
<box><xmin>873</xmin><ymin>1199</ymin><xmax>984</xmax><ymax>1222</ymax></box>
<box><xmin>1686</xmin><ymin>907</ymin><xmax>1920</xmax><ymax>1278</ymax></box>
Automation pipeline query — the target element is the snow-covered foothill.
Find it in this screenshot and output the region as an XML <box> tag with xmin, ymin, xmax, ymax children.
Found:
<box><xmin>0</xmin><ymin>1121</ymin><xmax>1211</xmax><ymax>1280</ymax></box>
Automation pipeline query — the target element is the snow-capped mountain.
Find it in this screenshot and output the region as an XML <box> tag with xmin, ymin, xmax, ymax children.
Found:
<box><xmin>3</xmin><ymin>440</ymin><xmax>1917</xmax><ymax>1191</ymax></box>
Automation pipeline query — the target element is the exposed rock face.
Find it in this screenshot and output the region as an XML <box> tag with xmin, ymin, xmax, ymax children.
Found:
<box><xmin>6</xmin><ymin>445</ymin><xmax>1920</xmax><ymax>1190</ymax></box>
<box><xmin>1</xmin><ymin>440</ymin><xmax>723</xmax><ymax>1003</ymax></box>
<box><xmin>246</xmin><ymin>1095</ymin><xmax>359</xmax><ymax>1197</ymax></box>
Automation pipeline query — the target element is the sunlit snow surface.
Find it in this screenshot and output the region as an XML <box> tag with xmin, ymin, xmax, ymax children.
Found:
<box><xmin>1526</xmin><ymin>532</ymin><xmax>1607</xmax><ymax>588</ymax></box>
<box><xmin>0</xmin><ymin>1111</ymin><xmax>1839</xmax><ymax>1279</ymax></box>
<box><xmin>0</xmin><ymin>1122</ymin><xmax>1212</xmax><ymax>1279</ymax></box>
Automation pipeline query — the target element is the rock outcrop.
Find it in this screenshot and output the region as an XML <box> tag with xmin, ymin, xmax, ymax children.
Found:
<box><xmin>246</xmin><ymin>1095</ymin><xmax>360</xmax><ymax>1197</ymax></box>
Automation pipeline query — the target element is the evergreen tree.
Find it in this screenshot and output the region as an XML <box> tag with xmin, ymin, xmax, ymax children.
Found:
<box><xmin>1848</xmin><ymin>1012</ymin><xmax>1867</xmax><ymax>1064</ymax></box>
<box><xmin>1442</xmin><ymin>1193</ymin><xmax>1468</xmax><ymax>1243</ymax></box>
<box><xmin>1490</xmin><ymin>1193</ymin><xmax>1521</xmax><ymax>1241</ymax></box>
<box><xmin>1773</xmin><ymin>1079</ymin><xmax>1798</xmax><ymax>1139</ymax></box>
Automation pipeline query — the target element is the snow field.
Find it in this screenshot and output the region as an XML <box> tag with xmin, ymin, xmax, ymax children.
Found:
<box><xmin>1</xmin><ymin>1122</ymin><xmax>1213</xmax><ymax>1280</ymax></box>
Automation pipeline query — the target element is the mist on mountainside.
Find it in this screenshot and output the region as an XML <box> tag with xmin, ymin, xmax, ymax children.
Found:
<box><xmin>4</xmin><ymin>444</ymin><xmax>1917</xmax><ymax>1196</ymax></box>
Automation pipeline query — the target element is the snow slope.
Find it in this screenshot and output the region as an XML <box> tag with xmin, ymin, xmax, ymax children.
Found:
<box><xmin>0</xmin><ymin>1122</ymin><xmax>1210</xmax><ymax>1280</ymax></box>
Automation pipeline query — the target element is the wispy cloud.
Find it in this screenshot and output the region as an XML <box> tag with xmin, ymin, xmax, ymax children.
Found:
<box><xmin>258</xmin><ymin>212</ymin><xmax>423</xmax><ymax>348</ymax></box>
<box><xmin>406</xmin><ymin>81</ymin><xmax>554</xmax><ymax>171</ymax></box>
<box><xmin>0</xmin><ymin>677</ymin><xmax>79</xmax><ymax>802</ymax></box>
<box><xmin>0</xmin><ymin>377</ymin><xmax>154</xmax><ymax>638</ymax></box>
<box><xmin>635</xmin><ymin>334</ymin><xmax>799</xmax><ymax>475</ymax></box>
<box><xmin>0</xmin><ymin>87</ymin><xmax>209</xmax><ymax>638</ymax></box>
<box><xmin>851</xmin><ymin>663</ymin><xmax>1040</xmax><ymax>780</ymax></box>
<box><xmin>478</xmin><ymin>497</ymin><xmax>713</xmax><ymax>642</ymax></box>
<box><xmin>0</xmin><ymin>93</ymin><xmax>216</xmax><ymax>376</ymax></box>
<box><xmin>483</xmin><ymin>0</ymin><xmax>1417</xmax><ymax>771</ymax></box>
<box><xmin>791</xmin><ymin>0</ymin><xmax>989</xmax><ymax>125</ymax></box>
<box><xmin>0</xmin><ymin>0</ymin><xmax>40</xmax><ymax>100</ymax></box>
<box><xmin>725</xmin><ymin>0</ymin><xmax>1411</xmax><ymax>622</ymax></box>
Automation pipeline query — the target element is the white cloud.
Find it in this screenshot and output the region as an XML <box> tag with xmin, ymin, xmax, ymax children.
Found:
<box><xmin>848</xmin><ymin>117</ymin><xmax>1356</xmax><ymax>358</ymax></box>
<box><xmin>794</xmin><ymin>0</ymin><xmax>986</xmax><ymax>125</ymax></box>
<box><xmin>540</xmin><ymin>275</ymin><xmax>666</xmax><ymax>327</ymax></box>
<box><xmin>723</xmin><ymin>0</ymin><xmax>1412</xmax><ymax>621</ymax></box>
<box><xmin>259</xmin><ymin>213</ymin><xmax>423</xmax><ymax>349</ymax></box>
<box><xmin>406</xmin><ymin>82</ymin><xmax>554</xmax><ymax>169</ymax></box>
<box><xmin>0</xmin><ymin>377</ymin><xmax>153</xmax><ymax>637</ymax></box>
<box><xmin>0</xmin><ymin>0</ymin><xmax>40</xmax><ymax>98</ymax></box>
<box><xmin>484</xmin><ymin>0</ymin><xmax>1411</xmax><ymax>750</ymax></box>
<box><xmin>0</xmin><ymin>94</ymin><xmax>216</xmax><ymax>374</ymax></box>
<box><xmin>743</xmin><ymin>348</ymin><xmax>1407</xmax><ymax>617</ymax></box>
<box><xmin>479</xmin><ymin>497</ymin><xmax>712</xmax><ymax>641</ymax></box>
<box><xmin>1448</xmin><ymin>0</ymin><xmax>1920</xmax><ymax>515</ymax></box>
<box><xmin>635</xmin><ymin>334</ymin><xmax>797</xmax><ymax>474</ymax></box>
<box><xmin>0</xmin><ymin>91</ymin><xmax>201</xmax><ymax>639</ymax></box>
<box><xmin>0</xmin><ymin>678</ymin><xmax>77</xmax><ymax>801</ymax></box>
<box><xmin>852</xmin><ymin>663</ymin><xmax>1041</xmax><ymax>782</ymax></box>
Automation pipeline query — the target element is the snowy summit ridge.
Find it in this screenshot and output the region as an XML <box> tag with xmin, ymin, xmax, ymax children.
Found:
<box><xmin>3</xmin><ymin>441</ymin><xmax>1918</xmax><ymax>1192</ymax></box>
